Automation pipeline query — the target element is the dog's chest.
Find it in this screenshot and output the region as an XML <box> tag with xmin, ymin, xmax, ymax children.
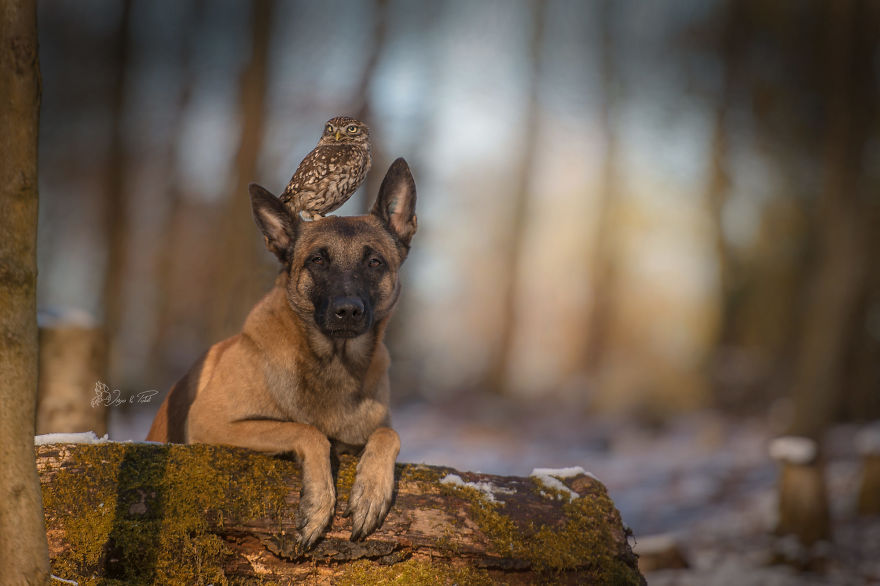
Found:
<box><xmin>268</xmin><ymin>361</ymin><xmax>388</xmax><ymax>445</ymax></box>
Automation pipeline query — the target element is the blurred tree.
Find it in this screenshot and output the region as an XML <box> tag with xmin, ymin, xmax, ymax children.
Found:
<box><xmin>778</xmin><ymin>0</ymin><xmax>873</xmax><ymax>546</ymax></box>
<box><xmin>0</xmin><ymin>0</ymin><xmax>51</xmax><ymax>580</ymax></box>
<box><xmin>355</xmin><ymin>0</ymin><xmax>390</xmax><ymax>215</ymax></box>
<box><xmin>485</xmin><ymin>0</ymin><xmax>546</xmax><ymax>395</ymax></box>
<box><xmin>149</xmin><ymin>0</ymin><xmax>202</xmax><ymax>380</ymax></box>
<box><xmin>838</xmin><ymin>0</ymin><xmax>880</xmax><ymax>422</ymax></box>
<box><xmin>101</xmin><ymin>0</ymin><xmax>133</xmax><ymax>386</ymax></box>
<box><xmin>210</xmin><ymin>0</ymin><xmax>275</xmax><ymax>340</ymax></box>
<box><xmin>789</xmin><ymin>0</ymin><xmax>871</xmax><ymax>440</ymax></box>
<box><xmin>583</xmin><ymin>0</ymin><xmax>621</xmax><ymax>378</ymax></box>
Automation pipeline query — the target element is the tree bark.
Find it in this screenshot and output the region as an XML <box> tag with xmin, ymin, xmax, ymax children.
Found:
<box><xmin>0</xmin><ymin>0</ymin><xmax>51</xmax><ymax>582</ymax></box>
<box><xmin>38</xmin><ymin>443</ymin><xmax>643</xmax><ymax>584</ymax></box>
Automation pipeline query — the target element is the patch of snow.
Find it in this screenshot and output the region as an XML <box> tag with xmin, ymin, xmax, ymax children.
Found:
<box><xmin>768</xmin><ymin>436</ymin><xmax>817</xmax><ymax>465</ymax></box>
<box><xmin>35</xmin><ymin>431</ymin><xmax>110</xmax><ymax>446</ymax></box>
<box><xmin>855</xmin><ymin>423</ymin><xmax>880</xmax><ymax>455</ymax></box>
<box><xmin>530</xmin><ymin>467</ymin><xmax>583</xmax><ymax>501</ymax></box>
<box><xmin>531</xmin><ymin>465</ymin><xmax>594</xmax><ymax>479</ymax></box>
<box><xmin>439</xmin><ymin>473</ymin><xmax>515</xmax><ymax>504</ymax></box>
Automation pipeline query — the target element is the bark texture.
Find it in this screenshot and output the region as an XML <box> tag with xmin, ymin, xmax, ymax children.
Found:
<box><xmin>0</xmin><ymin>0</ymin><xmax>51</xmax><ymax>582</ymax></box>
<box><xmin>38</xmin><ymin>443</ymin><xmax>643</xmax><ymax>585</ymax></box>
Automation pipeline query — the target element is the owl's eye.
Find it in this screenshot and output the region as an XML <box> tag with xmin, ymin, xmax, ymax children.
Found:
<box><xmin>347</xmin><ymin>125</ymin><xmax>359</xmax><ymax>134</ymax></box>
<box><xmin>325</xmin><ymin>124</ymin><xmax>333</xmax><ymax>133</ymax></box>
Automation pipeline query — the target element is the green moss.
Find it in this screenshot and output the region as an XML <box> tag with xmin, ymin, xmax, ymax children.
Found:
<box><xmin>396</xmin><ymin>463</ymin><xmax>445</xmax><ymax>485</ymax></box>
<box><xmin>440</xmin><ymin>476</ymin><xmax>641</xmax><ymax>584</ymax></box>
<box><xmin>334</xmin><ymin>558</ymin><xmax>495</xmax><ymax>586</ymax></box>
<box><xmin>41</xmin><ymin>443</ymin><xmax>293</xmax><ymax>585</ymax></box>
<box><xmin>335</xmin><ymin>456</ymin><xmax>359</xmax><ymax>507</ymax></box>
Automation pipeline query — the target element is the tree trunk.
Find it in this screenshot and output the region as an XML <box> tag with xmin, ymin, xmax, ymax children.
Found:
<box><xmin>148</xmin><ymin>0</ymin><xmax>202</xmax><ymax>380</ymax></box>
<box><xmin>0</xmin><ymin>0</ymin><xmax>51</xmax><ymax>582</ymax></box>
<box><xmin>486</xmin><ymin>0</ymin><xmax>546</xmax><ymax>394</ymax></box>
<box><xmin>779</xmin><ymin>0</ymin><xmax>871</xmax><ymax>547</ymax></box>
<box><xmin>354</xmin><ymin>0</ymin><xmax>390</xmax><ymax>215</ymax></box>
<box><xmin>210</xmin><ymin>0</ymin><xmax>275</xmax><ymax>341</ymax></box>
<box><xmin>101</xmin><ymin>0</ymin><xmax>133</xmax><ymax>388</ymax></box>
<box><xmin>38</xmin><ymin>443</ymin><xmax>643</xmax><ymax>584</ymax></box>
<box><xmin>582</xmin><ymin>0</ymin><xmax>621</xmax><ymax>377</ymax></box>
<box><xmin>37</xmin><ymin>324</ymin><xmax>107</xmax><ymax>435</ymax></box>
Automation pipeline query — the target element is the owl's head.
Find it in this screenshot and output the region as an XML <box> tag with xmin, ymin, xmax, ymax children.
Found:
<box><xmin>319</xmin><ymin>116</ymin><xmax>371</xmax><ymax>147</ymax></box>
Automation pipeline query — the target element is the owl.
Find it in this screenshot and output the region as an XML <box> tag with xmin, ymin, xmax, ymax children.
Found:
<box><xmin>280</xmin><ymin>116</ymin><xmax>372</xmax><ymax>220</ymax></box>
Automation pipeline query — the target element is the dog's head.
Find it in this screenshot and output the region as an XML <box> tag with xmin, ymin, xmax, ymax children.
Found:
<box><xmin>249</xmin><ymin>158</ymin><xmax>417</xmax><ymax>339</ymax></box>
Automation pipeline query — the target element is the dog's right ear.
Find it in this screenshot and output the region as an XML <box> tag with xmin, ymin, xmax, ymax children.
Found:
<box><xmin>250</xmin><ymin>183</ymin><xmax>298</xmax><ymax>263</ymax></box>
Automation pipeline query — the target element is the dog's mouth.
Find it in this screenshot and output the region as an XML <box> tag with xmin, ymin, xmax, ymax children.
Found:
<box><xmin>323</xmin><ymin>326</ymin><xmax>368</xmax><ymax>339</ymax></box>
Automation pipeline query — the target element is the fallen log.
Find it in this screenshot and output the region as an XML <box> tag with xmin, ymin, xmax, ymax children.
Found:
<box><xmin>37</xmin><ymin>442</ymin><xmax>643</xmax><ymax>584</ymax></box>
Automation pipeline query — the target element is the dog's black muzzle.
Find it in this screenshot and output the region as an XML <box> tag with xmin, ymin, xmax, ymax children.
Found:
<box><xmin>320</xmin><ymin>295</ymin><xmax>373</xmax><ymax>338</ymax></box>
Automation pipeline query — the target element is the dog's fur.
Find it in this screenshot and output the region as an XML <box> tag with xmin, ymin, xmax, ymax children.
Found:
<box><xmin>146</xmin><ymin>158</ymin><xmax>417</xmax><ymax>547</ymax></box>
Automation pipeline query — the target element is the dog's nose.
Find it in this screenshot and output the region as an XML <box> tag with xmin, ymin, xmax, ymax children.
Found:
<box><xmin>332</xmin><ymin>297</ymin><xmax>364</xmax><ymax>321</ymax></box>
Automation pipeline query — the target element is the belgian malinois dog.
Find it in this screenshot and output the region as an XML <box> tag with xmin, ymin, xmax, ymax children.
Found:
<box><xmin>146</xmin><ymin>158</ymin><xmax>417</xmax><ymax>548</ymax></box>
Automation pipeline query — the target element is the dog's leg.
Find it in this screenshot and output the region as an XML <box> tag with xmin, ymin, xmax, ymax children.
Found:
<box><xmin>345</xmin><ymin>426</ymin><xmax>400</xmax><ymax>541</ymax></box>
<box><xmin>191</xmin><ymin>420</ymin><xmax>335</xmax><ymax>548</ymax></box>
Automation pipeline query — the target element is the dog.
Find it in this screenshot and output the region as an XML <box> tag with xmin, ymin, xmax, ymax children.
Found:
<box><xmin>146</xmin><ymin>158</ymin><xmax>417</xmax><ymax>548</ymax></box>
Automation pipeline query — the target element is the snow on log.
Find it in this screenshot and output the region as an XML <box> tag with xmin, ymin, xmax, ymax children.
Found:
<box><xmin>37</xmin><ymin>442</ymin><xmax>644</xmax><ymax>584</ymax></box>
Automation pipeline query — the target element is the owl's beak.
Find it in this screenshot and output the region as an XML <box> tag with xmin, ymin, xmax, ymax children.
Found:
<box><xmin>335</xmin><ymin>130</ymin><xmax>342</xmax><ymax>141</ymax></box>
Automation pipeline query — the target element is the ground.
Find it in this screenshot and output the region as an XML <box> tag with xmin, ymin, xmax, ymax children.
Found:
<box><xmin>111</xmin><ymin>394</ymin><xmax>880</xmax><ymax>585</ymax></box>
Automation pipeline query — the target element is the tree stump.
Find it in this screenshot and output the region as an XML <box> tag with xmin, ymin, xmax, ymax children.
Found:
<box><xmin>36</xmin><ymin>317</ymin><xmax>107</xmax><ymax>436</ymax></box>
<box><xmin>857</xmin><ymin>424</ymin><xmax>880</xmax><ymax>516</ymax></box>
<box><xmin>37</xmin><ymin>442</ymin><xmax>643</xmax><ymax>584</ymax></box>
<box><xmin>770</xmin><ymin>436</ymin><xmax>831</xmax><ymax>545</ymax></box>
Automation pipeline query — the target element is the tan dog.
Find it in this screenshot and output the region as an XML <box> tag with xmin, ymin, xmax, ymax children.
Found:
<box><xmin>146</xmin><ymin>158</ymin><xmax>417</xmax><ymax>548</ymax></box>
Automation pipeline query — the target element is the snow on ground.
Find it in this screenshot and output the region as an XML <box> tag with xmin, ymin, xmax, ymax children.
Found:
<box><xmin>35</xmin><ymin>431</ymin><xmax>110</xmax><ymax>445</ymax></box>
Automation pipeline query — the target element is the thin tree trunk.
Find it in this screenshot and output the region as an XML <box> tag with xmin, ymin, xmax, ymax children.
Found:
<box><xmin>779</xmin><ymin>0</ymin><xmax>870</xmax><ymax>546</ymax></box>
<box><xmin>101</xmin><ymin>0</ymin><xmax>133</xmax><ymax>386</ymax></box>
<box><xmin>486</xmin><ymin>0</ymin><xmax>546</xmax><ymax>394</ymax></box>
<box><xmin>704</xmin><ymin>0</ymin><xmax>743</xmax><ymax>402</ymax></box>
<box><xmin>210</xmin><ymin>0</ymin><xmax>274</xmax><ymax>340</ymax></box>
<box><xmin>583</xmin><ymin>0</ymin><xmax>620</xmax><ymax>375</ymax></box>
<box><xmin>355</xmin><ymin>0</ymin><xmax>390</xmax><ymax>214</ymax></box>
<box><xmin>148</xmin><ymin>0</ymin><xmax>202</xmax><ymax>379</ymax></box>
<box><xmin>789</xmin><ymin>0</ymin><xmax>868</xmax><ymax>440</ymax></box>
<box><xmin>0</xmin><ymin>0</ymin><xmax>51</xmax><ymax>581</ymax></box>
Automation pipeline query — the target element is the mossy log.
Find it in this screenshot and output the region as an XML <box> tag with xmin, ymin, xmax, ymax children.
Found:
<box><xmin>37</xmin><ymin>442</ymin><xmax>643</xmax><ymax>585</ymax></box>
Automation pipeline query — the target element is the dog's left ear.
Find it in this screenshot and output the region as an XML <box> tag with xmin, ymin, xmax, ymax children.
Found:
<box><xmin>250</xmin><ymin>183</ymin><xmax>298</xmax><ymax>263</ymax></box>
<box><xmin>371</xmin><ymin>158</ymin><xmax>417</xmax><ymax>254</ymax></box>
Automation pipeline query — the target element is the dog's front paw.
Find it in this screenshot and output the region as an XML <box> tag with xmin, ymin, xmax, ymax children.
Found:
<box><xmin>345</xmin><ymin>455</ymin><xmax>395</xmax><ymax>541</ymax></box>
<box><xmin>295</xmin><ymin>475</ymin><xmax>336</xmax><ymax>549</ymax></box>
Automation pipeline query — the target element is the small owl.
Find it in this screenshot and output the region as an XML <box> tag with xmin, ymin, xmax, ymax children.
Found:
<box><xmin>280</xmin><ymin>116</ymin><xmax>372</xmax><ymax>220</ymax></box>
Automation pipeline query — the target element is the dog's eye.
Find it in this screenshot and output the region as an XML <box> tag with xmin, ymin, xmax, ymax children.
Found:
<box><xmin>310</xmin><ymin>255</ymin><xmax>324</xmax><ymax>265</ymax></box>
<box><xmin>367</xmin><ymin>257</ymin><xmax>382</xmax><ymax>268</ymax></box>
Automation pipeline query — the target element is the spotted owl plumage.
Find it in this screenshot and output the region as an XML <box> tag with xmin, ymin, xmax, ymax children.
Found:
<box><xmin>280</xmin><ymin>116</ymin><xmax>372</xmax><ymax>220</ymax></box>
